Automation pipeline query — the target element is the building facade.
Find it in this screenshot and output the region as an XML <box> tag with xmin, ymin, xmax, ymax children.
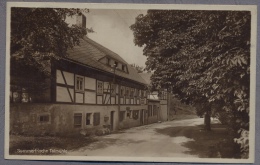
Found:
<box><xmin>139</xmin><ymin>73</ymin><xmax>169</xmax><ymax>123</ymax></box>
<box><xmin>9</xmin><ymin>15</ymin><xmax>168</xmax><ymax>136</ymax></box>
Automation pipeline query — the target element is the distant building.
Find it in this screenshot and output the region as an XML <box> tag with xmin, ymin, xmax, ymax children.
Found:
<box><xmin>9</xmin><ymin>14</ymin><xmax>168</xmax><ymax>136</ymax></box>
<box><xmin>139</xmin><ymin>73</ymin><xmax>169</xmax><ymax>123</ymax></box>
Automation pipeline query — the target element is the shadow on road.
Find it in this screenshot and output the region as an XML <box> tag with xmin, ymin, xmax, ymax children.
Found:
<box><xmin>155</xmin><ymin>123</ymin><xmax>241</xmax><ymax>158</ymax></box>
<box><xmin>82</xmin><ymin>137</ymin><xmax>146</xmax><ymax>151</ymax></box>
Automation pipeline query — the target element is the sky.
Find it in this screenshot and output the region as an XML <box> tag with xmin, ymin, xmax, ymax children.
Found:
<box><xmin>68</xmin><ymin>9</ymin><xmax>148</xmax><ymax>68</ymax></box>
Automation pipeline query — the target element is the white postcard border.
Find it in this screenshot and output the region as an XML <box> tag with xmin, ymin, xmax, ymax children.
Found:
<box><xmin>5</xmin><ymin>2</ymin><xmax>257</xmax><ymax>163</ymax></box>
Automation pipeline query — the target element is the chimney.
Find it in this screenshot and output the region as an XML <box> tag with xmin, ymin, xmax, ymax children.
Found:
<box><xmin>76</xmin><ymin>13</ymin><xmax>86</xmax><ymax>28</ymax></box>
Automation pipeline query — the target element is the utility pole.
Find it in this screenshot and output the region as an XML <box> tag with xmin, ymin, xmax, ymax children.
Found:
<box><xmin>111</xmin><ymin>63</ymin><xmax>120</xmax><ymax>131</ymax></box>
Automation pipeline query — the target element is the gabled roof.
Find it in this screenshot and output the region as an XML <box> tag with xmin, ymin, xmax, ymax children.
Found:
<box><xmin>66</xmin><ymin>36</ymin><xmax>147</xmax><ymax>85</ymax></box>
<box><xmin>83</xmin><ymin>37</ymin><xmax>127</xmax><ymax>64</ymax></box>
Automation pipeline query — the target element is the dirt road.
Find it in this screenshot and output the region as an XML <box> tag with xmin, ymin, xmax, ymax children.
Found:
<box><xmin>66</xmin><ymin>117</ymin><xmax>209</xmax><ymax>157</ymax></box>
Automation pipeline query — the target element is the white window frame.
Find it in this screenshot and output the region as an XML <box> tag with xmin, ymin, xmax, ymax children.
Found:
<box><xmin>130</xmin><ymin>88</ymin><xmax>134</xmax><ymax>98</ymax></box>
<box><xmin>97</xmin><ymin>81</ymin><xmax>103</xmax><ymax>95</ymax></box>
<box><xmin>125</xmin><ymin>87</ymin><xmax>130</xmax><ymax>97</ymax></box>
<box><xmin>120</xmin><ymin>86</ymin><xmax>125</xmax><ymax>96</ymax></box>
<box><xmin>86</xmin><ymin>113</ymin><xmax>92</xmax><ymax>125</ymax></box>
<box><xmin>111</xmin><ymin>83</ymin><xmax>116</xmax><ymax>96</ymax></box>
<box><xmin>75</xmin><ymin>75</ymin><xmax>84</xmax><ymax>92</ymax></box>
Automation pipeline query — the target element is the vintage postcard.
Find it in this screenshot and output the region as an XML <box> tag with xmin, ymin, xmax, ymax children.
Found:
<box><xmin>5</xmin><ymin>2</ymin><xmax>257</xmax><ymax>163</ymax></box>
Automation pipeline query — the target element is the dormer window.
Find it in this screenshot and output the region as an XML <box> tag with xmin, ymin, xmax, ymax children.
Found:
<box><xmin>101</xmin><ymin>57</ymin><xmax>128</xmax><ymax>73</ymax></box>
<box><xmin>114</xmin><ymin>61</ymin><xmax>118</xmax><ymax>68</ymax></box>
<box><xmin>107</xmin><ymin>58</ymin><xmax>110</xmax><ymax>65</ymax></box>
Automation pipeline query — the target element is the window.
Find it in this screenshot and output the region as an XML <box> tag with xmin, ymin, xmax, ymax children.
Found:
<box><xmin>111</xmin><ymin>84</ymin><xmax>116</xmax><ymax>95</ymax></box>
<box><xmin>93</xmin><ymin>113</ymin><xmax>100</xmax><ymax>126</ymax></box>
<box><xmin>147</xmin><ymin>91</ymin><xmax>150</xmax><ymax>99</ymax></box>
<box><xmin>141</xmin><ymin>90</ymin><xmax>144</xmax><ymax>98</ymax></box>
<box><xmin>86</xmin><ymin>113</ymin><xmax>92</xmax><ymax>125</ymax></box>
<box><xmin>159</xmin><ymin>91</ymin><xmax>167</xmax><ymax>100</ymax></box>
<box><xmin>133</xmin><ymin>110</ymin><xmax>139</xmax><ymax>120</ymax></box>
<box><xmin>104</xmin><ymin>82</ymin><xmax>110</xmax><ymax>93</ymax></box>
<box><xmin>11</xmin><ymin>86</ymin><xmax>31</xmax><ymax>103</ymax></box>
<box><xmin>120</xmin><ymin>86</ymin><xmax>125</xmax><ymax>96</ymax></box>
<box><xmin>125</xmin><ymin>87</ymin><xmax>129</xmax><ymax>97</ymax></box>
<box><xmin>136</xmin><ymin>89</ymin><xmax>140</xmax><ymax>97</ymax></box>
<box><xmin>75</xmin><ymin>76</ymin><xmax>84</xmax><ymax>91</ymax></box>
<box><xmin>114</xmin><ymin>61</ymin><xmax>118</xmax><ymax>67</ymax></box>
<box><xmin>74</xmin><ymin>113</ymin><xmax>82</xmax><ymax>128</ymax></box>
<box><xmin>127</xmin><ymin>110</ymin><xmax>132</xmax><ymax>118</ymax></box>
<box><xmin>130</xmin><ymin>88</ymin><xmax>134</xmax><ymax>98</ymax></box>
<box><xmin>122</xmin><ymin>65</ymin><xmax>125</xmax><ymax>71</ymax></box>
<box><xmin>39</xmin><ymin>114</ymin><xmax>50</xmax><ymax>123</ymax></box>
<box><xmin>161</xmin><ymin>91</ymin><xmax>164</xmax><ymax>100</ymax></box>
<box><xmin>97</xmin><ymin>81</ymin><xmax>103</xmax><ymax>95</ymax></box>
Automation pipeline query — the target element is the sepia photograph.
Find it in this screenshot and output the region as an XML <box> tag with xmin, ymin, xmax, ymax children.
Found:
<box><xmin>5</xmin><ymin>2</ymin><xmax>257</xmax><ymax>163</ymax></box>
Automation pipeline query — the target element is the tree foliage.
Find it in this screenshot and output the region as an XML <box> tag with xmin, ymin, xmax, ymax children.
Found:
<box><xmin>131</xmin><ymin>10</ymin><xmax>250</xmax><ymax>157</ymax></box>
<box><xmin>11</xmin><ymin>8</ymin><xmax>90</xmax><ymax>77</ymax></box>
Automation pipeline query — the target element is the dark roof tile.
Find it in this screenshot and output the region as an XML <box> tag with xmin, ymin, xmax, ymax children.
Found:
<box><xmin>139</xmin><ymin>72</ymin><xmax>153</xmax><ymax>84</ymax></box>
<box><xmin>66</xmin><ymin>36</ymin><xmax>147</xmax><ymax>85</ymax></box>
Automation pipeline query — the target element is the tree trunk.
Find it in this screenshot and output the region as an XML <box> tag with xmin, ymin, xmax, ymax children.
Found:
<box><xmin>204</xmin><ymin>111</ymin><xmax>211</xmax><ymax>131</ymax></box>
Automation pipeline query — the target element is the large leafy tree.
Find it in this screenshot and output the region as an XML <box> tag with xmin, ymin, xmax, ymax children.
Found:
<box><xmin>131</xmin><ymin>10</ymin><xmax>250</xmax><ymax>157</ymax></box>
<box><xmin>11</xmin><ymin>8</ymin><xmax>90</xmax><ymax>90</ymax></box>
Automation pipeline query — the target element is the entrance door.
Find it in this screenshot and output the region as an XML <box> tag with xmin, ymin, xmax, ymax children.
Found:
<box><xmin>110</xmin><ymin>111</ymin><xmax>114</xmax><ymax>131</ymax></box>
<box><xmin>144</xmin><ymin>110</ymin><xmax>148</xmax><ymax>125</ymax></box>
<box><xmin>140</xmin><ymin>109</ymin><xmax>144</xmax><ymax>125</ymax></box>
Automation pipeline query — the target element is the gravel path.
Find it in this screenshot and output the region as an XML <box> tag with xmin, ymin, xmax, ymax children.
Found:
<box><xmin>66</xmin><ymin>117</ymin><xmax>205</xmax><ymax>157</ymax></box>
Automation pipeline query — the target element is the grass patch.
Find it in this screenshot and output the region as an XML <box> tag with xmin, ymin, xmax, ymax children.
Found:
<box><xmin>156</xmin><ymin>123</ymin><xmax>241</xmax><ymax>158</ymax></box>
<box><xmin>9</xmin><ymin>135</ymin><xmax>97</xmax><ymax>155</ymax></box>
<box><xmin>168</xmin><ymin>98</ymin><xmax>198</xmax><ymax>121</ymax></box>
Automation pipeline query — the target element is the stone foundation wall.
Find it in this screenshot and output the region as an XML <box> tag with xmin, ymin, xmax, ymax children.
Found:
<box><xmin>10</xmin><ymin>103</ymin><xmax>118</xmax><ymax>136</ymax></box>
<box><xmin>9</xmin><ymin>103</ymin><xmax>150</xmax><ymax>136</ymax></box>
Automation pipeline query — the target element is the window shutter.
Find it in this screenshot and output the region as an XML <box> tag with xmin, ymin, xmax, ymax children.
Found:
<box><xmin>93</xmin><ymin>113</ymin><xmax>100</xmax><ymax>126</ymax></box>
<box><xmin>74</xmin><ymin>113</ymin><xmax>82</xmax><ymax>128</ymax></box>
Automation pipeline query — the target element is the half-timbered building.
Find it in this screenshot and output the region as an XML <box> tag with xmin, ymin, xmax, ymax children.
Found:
<box><xmin>9</xmin><ymin>14</ymin><xmax>168</xmax><ymax>136</ymax></box>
